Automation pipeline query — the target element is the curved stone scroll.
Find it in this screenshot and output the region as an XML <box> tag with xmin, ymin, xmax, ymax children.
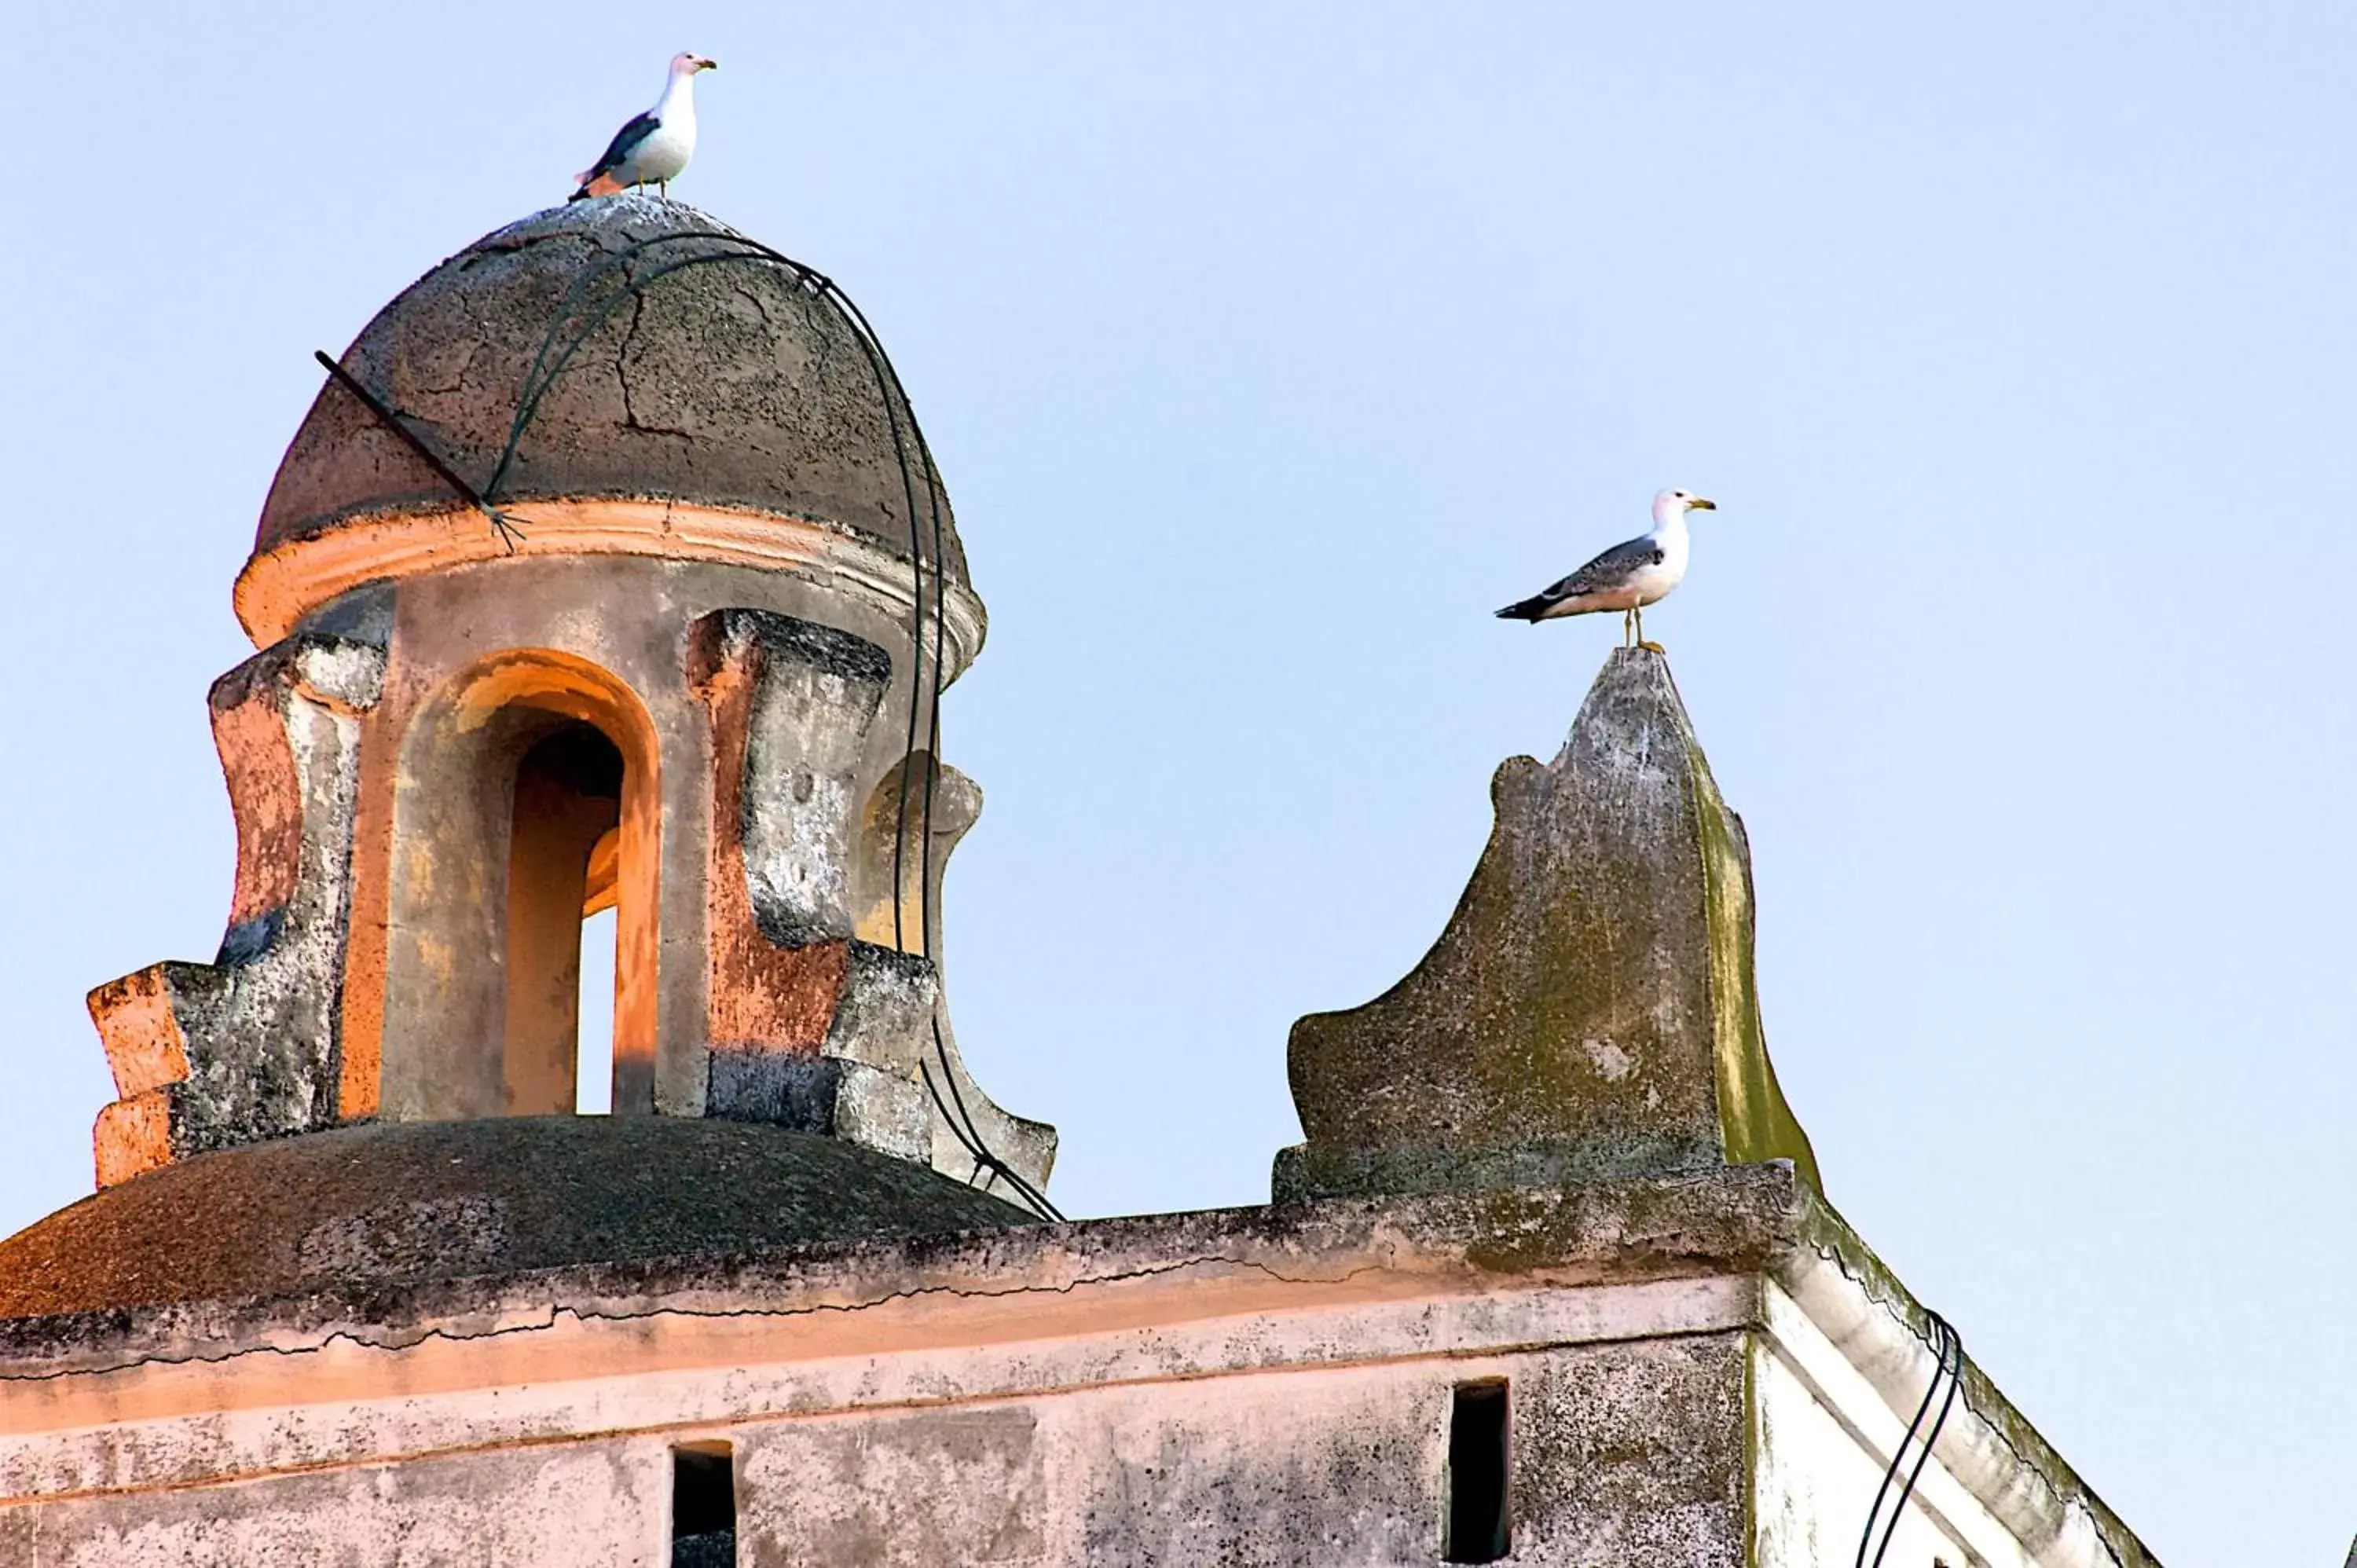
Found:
<box><xmin>1277</xmin><ymin>647</ymin><xmax>1820</xmax><ymax>1202</ymax></box>
<box><xmin>858</xmin><ymin>753</ymin><xmax>1058</xmax><ymax>1201</ymax></box>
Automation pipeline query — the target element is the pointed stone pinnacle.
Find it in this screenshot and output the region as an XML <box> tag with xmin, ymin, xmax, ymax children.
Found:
<box><xmin>1276</xmin><ymin>647</ymin><xmax>1820</xmax><ymax>1201</ymax></box>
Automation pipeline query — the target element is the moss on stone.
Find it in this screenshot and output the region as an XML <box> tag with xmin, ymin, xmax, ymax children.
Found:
<box><xmin>1282</xmin><ymin>647</ymin><xmax>1821</xmax><ymax>1203</ymax></box>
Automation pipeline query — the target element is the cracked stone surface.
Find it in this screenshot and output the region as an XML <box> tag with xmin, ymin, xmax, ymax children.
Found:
<box><xmin>256</xmin><ymin>193</ymin><xmax>966</xmax><ymax>583</ymax></box>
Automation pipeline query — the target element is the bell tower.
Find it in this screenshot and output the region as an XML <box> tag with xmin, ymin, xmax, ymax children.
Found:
<box><xmin>82</xmin><ymin>196</ymin><xmax>1054</xmax><ymax>1205</ymax></box>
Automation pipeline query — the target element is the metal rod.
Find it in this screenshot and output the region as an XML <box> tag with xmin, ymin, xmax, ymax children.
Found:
<box><xmin>311</xmin><ymin>350</ymin><xmax>523</xmax><ymax>551</ymax></box>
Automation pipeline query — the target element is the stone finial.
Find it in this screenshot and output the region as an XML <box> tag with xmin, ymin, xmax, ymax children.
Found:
<box><xmin>1277</xmin><ymin>647</ymin><xmax>1820</xmax><ymax>1200</ymax></box>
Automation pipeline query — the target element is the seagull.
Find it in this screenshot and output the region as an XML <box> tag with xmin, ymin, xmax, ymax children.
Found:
<box><xmin>1494</xmin><ymin>489</ymin><xmax>1718</xmax><ymax>650</ymax></box>
<box><xmin>570</xmin><ymin>53</ymin><xmax>719</xmax><ymax>201</ymax></box>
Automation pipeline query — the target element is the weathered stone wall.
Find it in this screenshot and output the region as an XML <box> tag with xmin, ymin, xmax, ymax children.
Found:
<box><xmin>0</xmin><ymin>1171</ymin><xmax>2154</xmax><ymax>1568</ymax></box>
<box><xmin>688</xmin><ymin>608</ymin><xmax>935</xmax><ymax>1160</ymax></box>
<box><xmin>0</xmin><ymin>1438</ymin><xmax>665</xmax><ymax>1567</ymax></box>
<box><xmin>735</xmin><ymin>1335</ymin><xmax>1746</xmax><ymax>1566</ymax></box>
<box><xmin>85</xmin><ymin>632</ymin><xmax>384</xmax><ymax>1185</ymax></box>
<box><xmin>0</xmin><ymin>1337</ymin><xmax>1744</xmax><ymax>1566</ymax></box>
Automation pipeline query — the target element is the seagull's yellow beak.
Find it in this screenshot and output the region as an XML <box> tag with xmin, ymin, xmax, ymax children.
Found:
<box><xmin>696</xmin><ymin>56</ymin><xmax>719</xmax><ymax>71</ymax></box>
<box><xmin>1687</xmin><ymin>496</ymin><xmax>1717</xmax><ymax>511</ymax></box>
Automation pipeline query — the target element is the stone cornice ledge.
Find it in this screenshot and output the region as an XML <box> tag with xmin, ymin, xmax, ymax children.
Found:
<box><xmin>1772</xmin><ymin>1199</ymin><xmax>2159</xmax><ymax>1568</ymax></box>
<box><xmin>233</xmin><ymin>500</ymin><xmax>988</xmax><ymax>672</ymax></box>
<box><xmin>0</xmin><ymin>1165</ymin><xmax>1794</xmax><ymax>1378</ymax></box>
<box><xmin>0</xmin><ymin>1163</ymin><xmax>2152</xmax><ymax>1566</ymax></box>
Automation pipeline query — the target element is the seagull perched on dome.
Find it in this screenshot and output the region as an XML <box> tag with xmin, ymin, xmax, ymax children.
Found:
<box><xmin>570</xmin><ymin>53</ymin><xmax>718</xmax><ymax>201</ymax></box>
<box><xmin>1495</xmin><ymin>489</ymin><xmax>1718</xmax><ymax>650</ymax></box>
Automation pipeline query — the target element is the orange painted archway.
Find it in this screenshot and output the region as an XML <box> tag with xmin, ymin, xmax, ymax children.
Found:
<box><xmin>350</xmin><ymin>648</ymin><xmax>664</xmax><ymax>1121</ymax></box>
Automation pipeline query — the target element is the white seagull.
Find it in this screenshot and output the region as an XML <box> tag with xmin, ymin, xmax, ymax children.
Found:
<box><xmin>1495</xmin><ymin>489</ymin><xmax>1718</xmax><ymax>650</ymax></box>
<box><xmin>570</xmin><ymin>53</ymin><xmax>719</xmax><ymax>201</ymax></box>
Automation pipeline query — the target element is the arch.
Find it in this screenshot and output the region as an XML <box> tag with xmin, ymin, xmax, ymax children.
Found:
<box><xmin>377</xmin><ymin>650</ymin><xmax>662</xmax><ymax>1120</ymax></box>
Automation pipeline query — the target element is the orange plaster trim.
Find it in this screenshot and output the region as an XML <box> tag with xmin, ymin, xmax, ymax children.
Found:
<box><xmin>93</xmin><ymin>1090</ymin><xmax>174</xmax><ymax>1189</ymax></box>
<box><xmin>337</xmin><ymin>702</ymin><xmax>397</xmax><ymax>1122</ymax></box>
<box><xmin>583</xmin><ymin>827</ymin><xmax>621</xmax><ymax>918</ymax></box>
<box><xmin>233</xmin><ymin>502</ymin><xmax>984</xmax><ymax>672</ymax></box>
<box><xmin>708</xmin><ymin>940</ymin><xmax>851</xmax><ymax>1051</ymax></box>
<box><xmin>17</xmin><ymin>1252</ymin><xmax>1472</xmax><ymax>1430</ymax></box>
<box><xmin>343</xmin><ymin>649</ymin><xmax>665</xmax><ymax>1119</ymax></box>
<box><xmin>453</xmin><ymin>651</ymin><xmax>665</xmax><ymax>1103</ymax></box>
<box><xmin>87</xmin><ymin>967</ymin><xmax>192</xmax><ymax>1099</ymax></box>
<box><xmin>693</xmin><ymin>624</ymin><xmax>850</xmax><ymax>1053</ymax></box>
<box><xmin>212</xmin><ymin>691</ymin><xmax>303</xmax><ymax>927</ymax></box>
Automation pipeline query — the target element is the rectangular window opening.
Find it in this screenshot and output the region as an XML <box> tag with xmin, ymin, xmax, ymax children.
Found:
<box><xmin>671</xmin><ymin>1442</ymin><xmax>736</xmax><ymax>1568</ymax></box>
<box><xmin>1443</xmin><ymin>1379</ymin><xmax>1511</xmax><ymax>1564</ymax></box>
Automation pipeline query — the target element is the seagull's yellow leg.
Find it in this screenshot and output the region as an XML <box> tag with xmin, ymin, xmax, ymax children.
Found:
<box><xmin>1635</xmin><ymin>605</ymin><xmax>1665</xmax><ymax>654</ymax></box>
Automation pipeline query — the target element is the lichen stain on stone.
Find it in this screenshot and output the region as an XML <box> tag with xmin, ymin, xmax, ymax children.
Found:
<box><xmin>1280</xmin><ymin>647</ymin><xmax>1820</xmax><ymax>1202</ymax></box>
<box><xmin>1512</xmin><ymin>1334</ymin><xmax>1748</xmax><ymax>1563</ymax></box>
<box><xmin>742</xmin><ymin>1403</ymin><xmax>1048</xmax><ymax>1566</ymax></box>
<box><xmin>299</xmin><ymin>1196</ymin><xmax>509</xmax><ymax>1280</ymax></box>
<box><xmin>1585</xmin><ymin>1038</ymin><xmax>1636</xmax><ymax>1081</ymax></box>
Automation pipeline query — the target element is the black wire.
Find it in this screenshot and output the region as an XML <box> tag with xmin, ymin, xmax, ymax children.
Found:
<box><xmin>1856</xmin><ymin>1310</ymin><xmax>1965</xmax><ymax>1568</ymax></box>
<box><xmin>445</xmin><ymin>233</ymin><xmax>911</xmax><ymax>924</ymax></box>
<box><xmin>1879</xmin><ymin>1321</ymin><xmax>1964</xmax><ymax>1568</ymax></box>
<box><xmin>812</xmin><ymin>266</ymin><xmax>1062</xmax><ymax>1223</ymax></box>
<box><xmin>310</xmin><ymin>351</ymin><xmax>530</xmax><ymax>551</ymax></box>
<box><xmin>930</xmin><ymin>1019</ymin><xmax>1063</xmax><ymax>1220</ymax></box>
<box><xmin>484</xmin><ymin>230</ymin><xmax>825</xmax><ymax>507</ymax></box>
<box><xmin>443</xmin><ymin>218</ymin><xmax>1055</xmax><ymax>1218</ymax></box>
<box><xmin>919</xmin><ymin>1057</ymin><xmax>993</xmax><ymax>1171</ymax></box>
<box><xmin>453</xmin><ymin>227</ymin><xmax>915</xmax><ymax>947</ymax></box>
<box><xmin>826</xmin><ymin>280</ymin><xmax>1062</xmax><ymax>1223</ymax></box>
<box><xmin>922</xmin><ymin>1053</ymin><xmax>1063</xmax><ymax>1222</ymax></box>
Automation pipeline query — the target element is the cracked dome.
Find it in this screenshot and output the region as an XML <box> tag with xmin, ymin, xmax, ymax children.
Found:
<box><xmin>253</xmin><ymin>195</ymin><xmax>965</xmax><ymax>583</ymax></box>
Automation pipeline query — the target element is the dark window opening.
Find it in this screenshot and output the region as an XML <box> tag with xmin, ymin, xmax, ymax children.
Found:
<box><xmin>671</xmin><ymin>1443</ymin><xmax>736</xmax><ymax>1568</ymax></box>
<box><xmin>1443</xmin><ymin>1380</ymin><xmax>1511</xmax><ymax>1563</ymax></box>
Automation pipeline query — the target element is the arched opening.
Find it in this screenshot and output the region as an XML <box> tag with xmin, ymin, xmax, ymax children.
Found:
<box><xmin>378</xmin><ymin>651</ymin><xmax>662</xmax><ymax>1122</ymax></box>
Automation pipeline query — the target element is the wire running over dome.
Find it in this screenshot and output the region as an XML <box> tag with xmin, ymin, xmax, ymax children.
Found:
<box><xmin>253</xmin><ymin>194</ymin><xmax>966</xmax><ymax>585</ymax></box>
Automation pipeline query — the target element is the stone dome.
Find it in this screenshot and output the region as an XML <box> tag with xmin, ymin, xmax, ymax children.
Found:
<box><xmin>0</xmin><ymin>1118</ymin><xmax>1032</xmax><ymax>1321</ymax></box>
<box><xmin>251</xmin><ymin>194</ymin><xmax>965</xmax><ymax>586</ymax></box>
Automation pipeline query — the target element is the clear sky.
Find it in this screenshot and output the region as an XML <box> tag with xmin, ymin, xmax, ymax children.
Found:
<box><xmin>5</xmin><ymin>4</ymin><xmax>2351</xmax><ymax>1562</ymax></box>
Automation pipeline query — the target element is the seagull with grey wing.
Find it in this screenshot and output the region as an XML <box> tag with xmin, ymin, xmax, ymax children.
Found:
<box><xmin>1495</xmin><ymin>488</ymin><xmax>1717</xmax><ymax>650</ymax></box>
<box><xmin>570</xmin><ymin>52</ymin><xmax>718</xmax><ymax>201</ymax></box>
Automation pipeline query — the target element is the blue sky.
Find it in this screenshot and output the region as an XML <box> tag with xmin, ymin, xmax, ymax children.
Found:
<box><xmin>6</xmin><ymin>5</ymin><xmax>2353</xmax><ymax>1561</ymax></box>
